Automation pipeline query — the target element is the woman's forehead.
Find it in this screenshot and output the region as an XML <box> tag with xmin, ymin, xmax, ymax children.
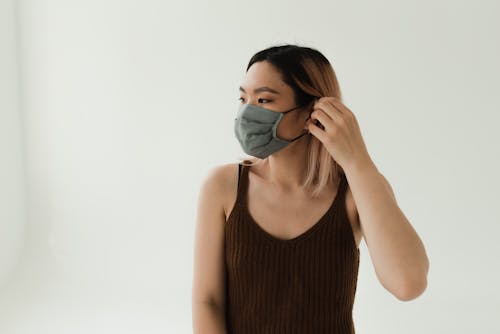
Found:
<box><xmin>241</xmin><ymin>62</ymin><xmax>292</xmax><ymax>95</ymax></box>
<box><xmin>245</xmin><ymin>61</ymin><xmax>280</xmax><ymax>81</ymax></box>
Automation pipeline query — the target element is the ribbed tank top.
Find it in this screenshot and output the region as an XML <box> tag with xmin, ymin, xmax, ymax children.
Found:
<box><xmin>224</xmin><ymin>162</ymin><xmax>360</xmax><ymax>334</ymax></box>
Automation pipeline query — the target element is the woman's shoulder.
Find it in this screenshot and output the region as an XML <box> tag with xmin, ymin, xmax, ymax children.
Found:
<box><xmin>204</xmin><ymin>159</ymin><xmax>258</xmax><ymax>220</ymax></box>
<box><xmin>207</xmin><ymin>159</ymin><xmax>258</xmax><ymax>183</ymax></box>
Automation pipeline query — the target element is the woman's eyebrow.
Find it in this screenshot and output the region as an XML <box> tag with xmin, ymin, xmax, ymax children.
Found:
<box><xmin>239</xmin><ymin>86</ymin><xmax>281</xmax><ymax>95</ymax></box>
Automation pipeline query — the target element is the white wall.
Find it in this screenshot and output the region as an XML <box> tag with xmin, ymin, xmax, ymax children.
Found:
<box><xmin>0</xmin><ymin>0</ymin><xmax>26</xmax><ymax>293</ymax></box>
<box><xmin>1</xmin><ymin>0</ymin><xmax>499</xmax><ymax>333</ymax></box>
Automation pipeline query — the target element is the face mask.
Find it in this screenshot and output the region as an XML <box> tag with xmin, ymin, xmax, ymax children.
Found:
<box><xmin>234</xmin><ymin>103</ymin><xmax>311</xmax><ymax>159</ymax></box>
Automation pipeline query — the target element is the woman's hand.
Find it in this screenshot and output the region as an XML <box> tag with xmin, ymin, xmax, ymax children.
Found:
<box><xmin>306</xmin><ymin>97</ymin><xmax>373</xmax><ymax>171</ymax></box>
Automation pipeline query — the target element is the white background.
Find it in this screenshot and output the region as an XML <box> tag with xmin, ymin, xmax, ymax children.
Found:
<box><xmin>1</xmin><ymin>0</ymin><xmax>499</xmax><ymax>333</ymax></box>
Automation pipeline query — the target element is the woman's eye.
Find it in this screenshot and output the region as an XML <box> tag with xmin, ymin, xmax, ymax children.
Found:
<box><xmin>238</xmin><ymin>97</ymin><xmax>272</xmax><ymax>103</ymax></box>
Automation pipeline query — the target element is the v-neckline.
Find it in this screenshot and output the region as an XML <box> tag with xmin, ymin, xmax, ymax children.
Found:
<box><xmin>241</xmin><ymin>166</ymin><xmax>345</xmax><ymax>245</ymax></box>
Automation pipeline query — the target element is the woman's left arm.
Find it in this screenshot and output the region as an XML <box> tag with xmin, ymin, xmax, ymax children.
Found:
<box><xmin>344</xmin><ymin>158</ymin><xmax>429</xmax><ymax>301</ymax></box>
<box><xmin>307</xmin><ymin>97</ymin><xmax>430</xmax><ymax>301</ymax></box>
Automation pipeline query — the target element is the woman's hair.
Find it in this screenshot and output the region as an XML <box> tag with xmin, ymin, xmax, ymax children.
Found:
<box><xmin>236</xmin><ymin>43</ymin><xmax>345</xmax><ymax>198</ymax></box>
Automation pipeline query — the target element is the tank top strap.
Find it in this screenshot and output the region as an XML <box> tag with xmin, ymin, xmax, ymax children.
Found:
<box><xmin>332</xmin><ymin>171</ymin><xmax>349</xmax><ymax>220</ymax></box>
<box><xmin>338</xmin><ymin>171</ymin><xmax>348</xmax><ymax>198</ymax></box>
<box><xmin>235</xmin><ymin>162</ymin><xmax>250</xmax><ymax>209</ymax></box>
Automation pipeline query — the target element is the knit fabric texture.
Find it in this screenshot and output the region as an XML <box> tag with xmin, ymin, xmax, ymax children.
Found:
<box><xmin>224</xmin><ymin>162</ymin><xmax>360</xmax><ymax>333</ymax></box>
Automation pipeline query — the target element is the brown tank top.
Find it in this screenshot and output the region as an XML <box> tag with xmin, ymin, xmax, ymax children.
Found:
<box><xmin>224</xmin><ymin>163</ymin><xmax>360</xmax><ymax>333</ymax></box>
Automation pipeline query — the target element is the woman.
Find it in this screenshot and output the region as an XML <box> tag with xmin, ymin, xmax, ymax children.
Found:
<box><xmin>192</xmin><ymin>44</ymin><xmax>429</xmax><ymax>333</ymax></box>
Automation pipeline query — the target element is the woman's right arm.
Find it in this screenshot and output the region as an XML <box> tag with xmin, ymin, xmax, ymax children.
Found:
<box><xmin>192</xmin><ymin>165</ymin><xmax>229</xmax><ymax>334</ymax></box>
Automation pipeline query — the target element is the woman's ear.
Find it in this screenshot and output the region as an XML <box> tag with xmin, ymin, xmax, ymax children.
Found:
<box><xmin>304</xmin><ymin>115</ymin><xmax>311</xmax><ymax>131</ymax></box>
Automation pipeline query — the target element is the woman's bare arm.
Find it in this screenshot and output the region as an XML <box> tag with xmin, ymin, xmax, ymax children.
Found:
<box><xmin>192</xmin><ymin>165</ymin><xmax>230</xmax><ymax>333</ymax></box>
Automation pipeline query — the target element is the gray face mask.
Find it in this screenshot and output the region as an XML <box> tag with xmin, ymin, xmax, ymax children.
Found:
<box><xmin>234</xmin><ymin>103</ymin><xmax>311</xmax><ymax>159</ymax></box>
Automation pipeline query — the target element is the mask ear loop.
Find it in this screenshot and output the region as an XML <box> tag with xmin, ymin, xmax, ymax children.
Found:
<box><xmin>290</xmin><ymin>102</ymin><xmax>316</xmax><ymax>140</ymax></box>
<box><xmin>304</xmin><ymin>99</ymin><xmax>317</xmax><ymax>134</ymax></box>
<box><xmin>286</xmin><ymin>99</ymin><xmax>318</xmax><ymax>139</ymax></box>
